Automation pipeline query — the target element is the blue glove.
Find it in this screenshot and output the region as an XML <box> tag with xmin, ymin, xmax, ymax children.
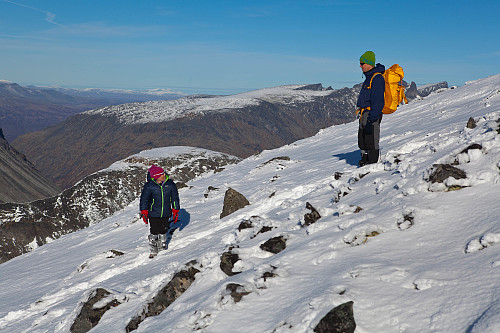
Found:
<box><xmin>363</xmin><ymin>120</ymin><xmax>374</xmax><ymax>135</ymax></box>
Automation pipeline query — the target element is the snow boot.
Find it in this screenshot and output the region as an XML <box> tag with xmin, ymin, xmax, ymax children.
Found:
<box><xmin>148</xmin><ymin>234</ymin><xmax>159</xmax><ymax>258</ymax></box>
<box><xmin>358</xmin><ymin>151</ymin><xmax>369</xmax><ymax>167</ymax></box>
<box><xmin>159</xmin><ymin>233</ymin><xmax>168</xmax><ymax>250</ymax></box>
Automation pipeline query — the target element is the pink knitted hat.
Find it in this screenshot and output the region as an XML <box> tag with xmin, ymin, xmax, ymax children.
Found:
<box><xmin>148</xmin><ymin>165</ymin><xmax>165</xmax><ymax>179</ymax></box>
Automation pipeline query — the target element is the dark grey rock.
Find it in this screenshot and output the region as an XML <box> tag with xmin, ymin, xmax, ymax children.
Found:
<box><xmin>225</xmin><ymin>283</ymin><xmax>251</xmax><ymax>303</ymax></box>
<box><xmin>260</xmin><ymin>236</ymin><xmax>286</xmax><ymax>254</ymax></box>
<box><xmin>405</xmin><ymin>81</ymin><xmax>419</xmax><ymax>100</ymax></box>
<box><xmin>220</xmin><ymin>251</ymin><xmax>241</xmax><ymax>276</ymax></box>
<box><xmin>220</xmin><ymin>188</ymin><xmax>250</xmax><ymax>219</ymax></box>
<box><xmin>460</xmin><ymin>143</ymin><xmax>482</xmax><ymax>154</ymax></box>
<box><xmin>126</xmin><ymin>263</ymin><xmax>200</xmax><ymax>332</ymax></box>
<box><xmin>466</xmin><ymin>117</ymin><xmax>477</xmax><ymax>129</ymax></box>
<box><xmin>70</xmin><ymin>288</ymin><xmax>121</xmax><ymax>333</ymax></box>
<box><xmin>428</xmin><ymin>164</ymin><xmax>467</xmax><ymax>183</ymax></box>
<box><xmin>418</xmin><ymin>82</ymin><xmax>448</xmax><ymax>97</ymax></box>
<box><xmin>314</xmin><ymin>301</ymin><xmax>356</xmax><ymax>333</ymax></box>
<box><xmin>303</xmin><ymin>202</ymin><xmax>321</xmax><ymax>226</ymax></box>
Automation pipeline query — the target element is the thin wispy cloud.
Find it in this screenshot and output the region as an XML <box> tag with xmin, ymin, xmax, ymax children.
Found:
<box><xmin>1</xmin><ymin>0</ymin><xmax>66</xmax><ymax>28</ymax></box>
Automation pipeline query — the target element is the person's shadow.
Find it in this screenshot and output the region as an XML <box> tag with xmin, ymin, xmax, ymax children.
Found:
<box><xmin>333</xmin><ymin>150</ymin><xmax>360</xmax><ymax>166</ymax></box>
<box><xmin>166</xmin><ymin>209</ymin><xmax>191</xmax><ymax>246</ymax></box>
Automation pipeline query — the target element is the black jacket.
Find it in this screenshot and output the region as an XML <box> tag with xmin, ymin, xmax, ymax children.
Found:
<box><xmin>356</xmin><ymin>63</ymin><xmax>386</xmax><ymax>123</ymax></box>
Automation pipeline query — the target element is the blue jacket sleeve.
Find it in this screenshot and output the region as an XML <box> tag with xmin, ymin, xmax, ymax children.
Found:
<box><xmin>170</xmin><ymin>182</ymin><xmax>180</xmax><ymax>210</ymax></box>
<box><xmin>139</xmin><ymin>183</ymin><xmax>151</xmax><ymax>211</ymax></box>
<box><xmin>369</xmin><ymin>74</ymin><xmax>385</xmax><ymax>122</ymax></box>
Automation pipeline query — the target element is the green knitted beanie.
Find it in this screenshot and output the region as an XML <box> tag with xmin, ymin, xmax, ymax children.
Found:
<box><xmin>360</xmin><ymin>51</ymin><xmax>376</xmax><ymax>66</ymax></box>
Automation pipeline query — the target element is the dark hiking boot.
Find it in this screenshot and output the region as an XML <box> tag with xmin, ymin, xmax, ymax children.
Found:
<box><xmin>358</xmin><ymin>152</ymin><xmax>369</xmax><ymax>167</ymax></box>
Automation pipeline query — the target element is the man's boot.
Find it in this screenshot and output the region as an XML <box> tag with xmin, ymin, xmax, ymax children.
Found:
<box><xmin>358</xmin><ymin>151</ymin><xmax>369</xmax><ymax>167</ymax></box>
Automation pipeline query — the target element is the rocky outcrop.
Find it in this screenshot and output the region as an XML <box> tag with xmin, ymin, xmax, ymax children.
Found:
<box><xmin>405</xmin><ymin>81</ymin><xmax>449</xmax><ymax>101</ymax></box>
<box><xmin>126</xmin><ymin>262</ymin><xmax>200</xmax><ymax>332</ymax></box>
<box><xmin>303</xmin><ymin>202</ymin><xmax>321</xmax><ymax>226</ymax></box>
<box><xmin>0</xmin><ymin>128</ymin><xmax>60</xmax><ymax>203</ymax></box>
<box><xmin>405</xmin><ymin>81</ymin><xmax>419</xmax><ymax>100</ymax></box>
<box><xmin>428</xmin><ymin>164</ymin><xmax>467</xmax><ymax>184</ymax></box>
<box><xmin>418</xmin><ymin>81</ymin><xmax>449</xmax><ymax>97</ymax></box>
<box><xmin>70</xmin><ymin>288</ymin><xmax>121</xmax><ymax>333</ymax></box>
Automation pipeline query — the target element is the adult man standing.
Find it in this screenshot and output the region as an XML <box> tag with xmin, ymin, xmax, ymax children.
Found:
<box><xmin>356</xmin><ymin>51</ymin><xmax>385</xmax><ymax>166</ymax></box>
<box><xmin>140</xmin><ymin>165</ymin><xmax>180</xmax><ymax>258</ymax></box>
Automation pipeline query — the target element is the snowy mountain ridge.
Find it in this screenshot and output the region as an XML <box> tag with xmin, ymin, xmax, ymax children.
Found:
<box><xmin>0</xmin><ymin>148</ymin><xmax>241</xmax><ymax>263</ymax></box>
<box><xmin>84</xmin><ymin>84</ymin><xmax>335</xmax><ymax>125</ymax></box>
<box><xmin>0</xmin><ymin>74</ymin><xmax>500</xmax><ymax>332</ymax></box>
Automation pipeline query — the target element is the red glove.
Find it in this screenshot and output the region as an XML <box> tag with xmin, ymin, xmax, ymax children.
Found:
<box><xmin>172</xmin><ymin>209</ymin><xmax>179</xmax><ymax>223</ymax></box>
<box><xmin>140</xmin><ymin>210</ymin><xmax>148</xmax><ymax>224</ymax></box>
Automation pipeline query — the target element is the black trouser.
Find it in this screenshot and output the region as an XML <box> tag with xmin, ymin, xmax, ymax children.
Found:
<box><xmin>149</xmin><ymin>217</ymin><xmax>170</xmax><ymax>235</ymax></box>
<box><xmin>358</xmin><ymin>112</ymin><xmax>382</xmax><ymax>164</ymax></box>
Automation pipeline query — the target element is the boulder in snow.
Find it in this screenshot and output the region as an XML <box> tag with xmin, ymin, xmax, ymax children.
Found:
<box><xmin>303</xmin><ymin>202</ymin><xmax>321</xmax><ymax>226</ymax></box>
<box><xmin>220</xmin><ymin>188</ymin><xmax>250</xmax><ymax>218</ymax></box>
<box><xmin>313</xmin><ymin>301</ymin><xmax>356</xmax><ymax>333</ymax></box>
<box><xmin>260</xmin><ymin>236</ymin><xmax>287</xmax><ymax>254</ymax></box>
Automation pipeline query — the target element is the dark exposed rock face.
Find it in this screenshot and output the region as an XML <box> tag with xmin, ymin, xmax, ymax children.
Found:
<box><xmin>70</xmin><ymin>288</ymin><xmax>121</xmax><ymax>333</ymax></box>
<box><xmin>405</xmin><ymin>81</ymin><xmax>449</xmax><ymax>100</ymax></box>
<box><xmin>303</xmin><ymin>202</ymin><xmax>321</xmax><ymax>226</ymax></box>
<box><xmin>260</xmin><ymin>236</ymin><xmax>287</xmax><ymax>254</ymax></box>
<box><xmin>467</xmin><ymin>117</ymin><xmax>477</xmax><ymax>129</ymax></box>
<box><xmin>126</xmin><ymin>263</ymin><xmax>200</xmax><ymax>332</ymax></box>
<box><xmin>0</xmin><ymin>130</ymin><xmax>60</xmax><ymax>203</ymax></box>
<box><xmin>314</xmin><ymin>301</ymin><xmax>356</xmax><ymax>333</ymax></box>
<box><xmin>220</xmin><ymin>188</ymin><xmax>250</xmax><ymax>219</ymax></box>
<box><xmin>405</xmin><ymin>81</ymin><xmax>419</xmax><ymax>100</ymax></box>
<box><xmin>418</xmin><ymin>81</ymin><xmax>449</xmax><ymax>97</ymax></box>
<box><xmin>220</xmin><ymin>250</ymin><xmax>241</xmax><ymax>276</ymax></box>
<box><xmin>0</xmin><ymin>150</ymin><xmax>240</xmax><ymax>264</ymax></box>
<box><xmin>225</xmin><ymin>283</ymin><xmax>251</xmax><ymax>303</ymax></box>
<box><xmin>428</xmin><ymin>164</ymin><xmax>467</xmax><ymax>183</ymax></box>
<box><xmin>13</xmin><ymin>84</ymin><xmax>359</xmax><ymax>189</ymax></box>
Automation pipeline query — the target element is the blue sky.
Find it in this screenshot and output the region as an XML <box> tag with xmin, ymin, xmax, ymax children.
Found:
<box><xmin>0</xmin><ymin>0</ymin><xmax>499</xmax><ymax>95</ymax></box>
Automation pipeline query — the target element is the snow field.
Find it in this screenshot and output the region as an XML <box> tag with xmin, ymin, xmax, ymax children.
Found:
<box><xmin>0</xmin><ymin>74</ymin><xmax>500</xmax><ymax>332</ymax></box>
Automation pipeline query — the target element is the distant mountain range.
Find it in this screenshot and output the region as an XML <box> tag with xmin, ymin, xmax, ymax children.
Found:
<box><xmin>11</xmin><ymin>81</ymin><xmax>447</xmax><ymax>190</ymax></box>
<box><xmin>11</xmin><ymin>83</ymin><xmax>358</xmax><ymax>189</ymax></box>
<box><xmin>0</xmin><ymin>81</ymin><xmax>184</xmax><ymax>141</ymax></box>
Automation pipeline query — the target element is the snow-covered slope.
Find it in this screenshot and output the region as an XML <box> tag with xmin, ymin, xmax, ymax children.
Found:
<box><xmin>1</xmin><ymin>75</ymin><xmax>500</xmax><ymax>332</ymax></box>
<box><xmin>84</xmin><ymin>84</ymin><xmax>334</xmax><ymax>125</ymax></box>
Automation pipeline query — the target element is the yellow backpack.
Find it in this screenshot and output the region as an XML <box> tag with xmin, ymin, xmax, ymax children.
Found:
<box><xmin>370</xmin><ymin>64</ymin><xmax>408</xmax><ymax>114</ymax></box>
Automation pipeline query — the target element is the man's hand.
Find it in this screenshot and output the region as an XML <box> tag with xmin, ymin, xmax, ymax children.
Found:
<box><xmin>363</xmin><ymin>120</ymin><xmax>374</xmax><ymax>135</ymax></box>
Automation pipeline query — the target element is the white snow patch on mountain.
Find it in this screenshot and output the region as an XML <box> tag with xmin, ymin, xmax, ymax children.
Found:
<box><xmin>0</xmin><ymin>74</ymin><xmax>500</xmax><ymax>332</ymax></box>
<box><xmin>84</xmin><ymin>84</ymin><xmax>333</xmax><ymax>125</ymax></box>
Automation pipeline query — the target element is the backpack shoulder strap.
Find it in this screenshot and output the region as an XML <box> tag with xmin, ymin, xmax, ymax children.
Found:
<box><xmin>368</xmin><ymin>72</ymin><xmax>383</xmax><ymax>89</ymax></box>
